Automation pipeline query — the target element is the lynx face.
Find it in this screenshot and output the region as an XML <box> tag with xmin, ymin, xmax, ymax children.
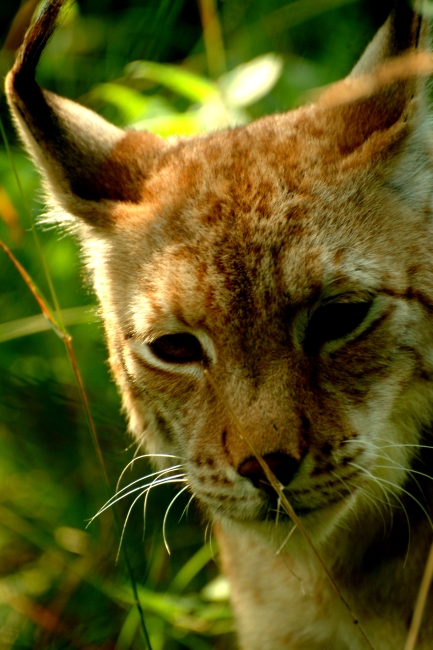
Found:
<box><xmin>6</xmin><ymin>1</ymin><xmax>433</xmax><ymax>647</ymax></box>
<box><xmin>92</xmin><ymin>112</ymin><xmax>433</xmax><ymax>541</ymax></box>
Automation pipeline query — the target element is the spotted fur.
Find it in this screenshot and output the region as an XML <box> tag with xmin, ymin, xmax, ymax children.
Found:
<box><xmin>5</xmin><ymin>1</ymin><xmax>433</xmax><ymax>648</ymax></box>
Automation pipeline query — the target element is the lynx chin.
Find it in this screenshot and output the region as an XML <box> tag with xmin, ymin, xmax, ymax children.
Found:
<box><xmin>6</xmin><ymin>1</ymin><xmax>433</xmax><ymax>648</ymax></box>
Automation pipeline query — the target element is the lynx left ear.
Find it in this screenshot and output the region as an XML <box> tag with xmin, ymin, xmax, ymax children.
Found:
<box><xmin>5</xmin><ymin>0</ymin><xmax>166</xmax><ymax>228</ymax></box>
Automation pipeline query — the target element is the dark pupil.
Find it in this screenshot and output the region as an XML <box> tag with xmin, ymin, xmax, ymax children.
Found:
<box><xmin>305</xmin><ymin>301</ymin><xmax>372</xmax><ymax>352</ymax></box>
<box><xmin>150</xmin><ymin>333</ymin><xmax>202</xmax><ymax>363</ymax></box>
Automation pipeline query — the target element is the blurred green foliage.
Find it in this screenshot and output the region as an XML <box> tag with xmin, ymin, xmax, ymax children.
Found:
<box><xmin>0</xmin><ymin>0</ymin><xmax>393</xmax><ymax>648</ymax></box>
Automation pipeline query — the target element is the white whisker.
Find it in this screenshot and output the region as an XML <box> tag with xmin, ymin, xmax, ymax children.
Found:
<box><xmin>116</xmin><ymin>488</ymin><xmax>147</xmax><ymax>563</ymax></box>
<box><xmin>115</xmin><ymin>465</ymin><xmax>183</xmax><ymax>498</ymax></box>
<box><xmin>348</xmin><ymin>461</ymin><xmax>432</xmax><ymax>563</ymax></box>
<box><xmin>116</xmin><ymin>455</ymin><xmax>185</xmax><ymax>491</ymax></box>
<box><xmin>373</xmin><ymin>439</ymin><xmax>433</xmax><ymax>452</ymax></box>
<box><xmin>89</xmin><ymin>474</ymin><xmax>187</xmax><ymax>523</ymax></box>
<box><xmin>140</xmin><ymin>467</ymin><xmax>187</xmax><ymax>540</ymax></box>
<box><xmin>142</xmin><ymin>486</ymin><xmax>151</xmax><ymax>542</ymax></box>
<box><xmin>375</xmin><ymin>464</ymin><xmax>433</xmax><ymax>485</ymax></box>
<box><xmin>179</xmin><ymin>493</ymin><xmax>196</xmax><ymax>523</ymax></box>
<box><xmin>354</xmin><ymin>484</ymin><xmax>392</xmax><ymax>533</ymax></box>
<box><xmin>349</xmin><ymin>462</ymin><xmax>400</xmax><ymax>522</ymax></box>
<box><xmin>204</xmin><ymin>520</ymin><xmax>212</xmax><ymax>549</ymax></box>
<box><xmin>162</xmin><ymin>485</ymin><xmax>190</xmax><ymax>555</ymax></box>
<box><xmin>99</xmin><ymin>474</ymin><xmax>186</xmax><ymax>515</ymax></box>
<box><xmin>351</xmin><ymin>462</ymin><xmax>433</xmax><ymax>531</ymax></box>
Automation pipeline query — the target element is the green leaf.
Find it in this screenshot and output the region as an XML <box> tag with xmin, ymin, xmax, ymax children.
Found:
<box><xmin>125</xmin><ymin>61</ymin><xmax>219</xmax><ymax>104</ymax></box>
<box><xmin>169</xmin><ymin>544</ymin><xmax>214</xmax><ymax>593</ymax></box>
<box><xmin>0</xmin><ymin>306</ymin><xmax>97</xmax><ymax>343</ymax></box>
<box><xmin>201</xmin><ymin>575</ymin><xmax>230</xmax><ymax>603</ymax></box>
<box><xmin>88</xmin><ymin>83</ymin><xmax>172</xmax><ymax>125</ymax></box>
<box><xmin>133</xmin><ymin>111</ymin><xmax>202</xmax><ymax>137</ymax></box>
<box><xmin>219</xmin><ymin>54</ymin><xmax>283</xmax><ymax>108</ymax></box>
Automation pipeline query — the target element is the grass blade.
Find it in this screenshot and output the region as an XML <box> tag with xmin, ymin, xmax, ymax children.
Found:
<box><xmin>0</xmin><ymin>236</ymin><xmax>153</xmax><ymax>650</ymax></box>
<box><xmin>404</xmin><ymin>540</ymin><xmax>433</xmax><ymax>650</ymax></box>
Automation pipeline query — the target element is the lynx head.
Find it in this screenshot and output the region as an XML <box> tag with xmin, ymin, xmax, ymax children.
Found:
<box><xmin>6</xmin><ymin>0</ymin><xmax>433</xmax><ymax>544</ymax></box>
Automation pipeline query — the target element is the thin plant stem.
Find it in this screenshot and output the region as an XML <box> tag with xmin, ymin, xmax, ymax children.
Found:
<box><xmin>0</xmin><ymin>238</ymin><xmax>153</xmax><ymax>650</ymax></box>
<box><xmin>197</xmin><ymin>0</ymin><xmax>226</xmax><ymax>78</ymax></box>
<box><xmin>0</xmin><ymin>116</ymin><xmax>65</xmax><ymax>330</ymax></box>
<box><xmin>404</xmin><ymin>540</ymin><xmax>433</xmax><ymax>650</ymax></box>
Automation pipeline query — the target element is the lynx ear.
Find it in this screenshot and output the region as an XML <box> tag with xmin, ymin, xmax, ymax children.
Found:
<box><xmin>5</xmin><ymin>0</ymin><xmax>165</xmax><ymax>228</ymax></box>
<box><xmin>350</xmin><ymin>0</ymin><xmax>426</xmax><ymax>77</ymax></box>
<box><xmin>317</xmin><ymin>1</ymin><xmax>431</xmax><ymax>158</ymax></box>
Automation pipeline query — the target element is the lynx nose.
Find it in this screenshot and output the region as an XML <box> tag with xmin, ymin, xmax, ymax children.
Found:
<box><xmin>237</xmin><ymin>452</ymin><xmax>300</xmax><ymax>494</ymax></box>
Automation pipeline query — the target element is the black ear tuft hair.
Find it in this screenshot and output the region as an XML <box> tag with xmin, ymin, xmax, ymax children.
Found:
<box><xmin>5</xmin><ymin>0</ymin><xmax>165</xmax><ymax>225</ymax></box>
<box><xmin>11</xmin><ymin>0</ymin><xmax>67</xmax><ymax>98</ymax></box>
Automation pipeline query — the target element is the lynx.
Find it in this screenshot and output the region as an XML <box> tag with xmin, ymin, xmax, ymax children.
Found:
<box><xmin>6</xmin><ymin>0</ymin><xmax>433</xmax><ymax>648</ymax></box>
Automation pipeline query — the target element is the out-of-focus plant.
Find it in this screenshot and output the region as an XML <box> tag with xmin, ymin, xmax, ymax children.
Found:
<box><xmin>86</xmin><ymin>53</ymin><xmax>284</xmax><ymax>136</ymax></box>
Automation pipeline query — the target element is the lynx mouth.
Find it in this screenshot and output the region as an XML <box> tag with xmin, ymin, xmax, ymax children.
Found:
<box><xmin>255</xmin><ymin>487</ymin><xmax>348</xmax><ymax>523</ymax></box>
<box><xmin>263</xmin><ymin>504</ymin><xmax>318</xmax><ymax>521</ymax></box>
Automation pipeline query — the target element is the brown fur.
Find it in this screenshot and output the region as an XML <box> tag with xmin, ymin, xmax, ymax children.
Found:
<box><xmin>5</xmin><ymin>1</ymin><xmax>433</xmax><ymax>648</ymax></box>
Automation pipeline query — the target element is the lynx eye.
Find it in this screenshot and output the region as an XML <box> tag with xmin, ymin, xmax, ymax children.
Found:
<box><xmin>149</xmin><ymin>333</ymin><xmax>203</xmax><ymax>364</ymax></box>
<box><xmin>305</xmin><ymin>300</ymin><xmax>373</xmax><ymax>352</ymax></box>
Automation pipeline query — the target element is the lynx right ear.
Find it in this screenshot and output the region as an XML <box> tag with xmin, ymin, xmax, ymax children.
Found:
<box><xmin>5</xmin><ymin>0</ymin><xmax>166</xmax><ymax>229</ymax></box>
<box><xmin>314</xmin><ymin>0</ymin><xmax>432</xmax><ymax>164</ymax></box>
<box><xmin>350</xmin><ymin>0</ymin><xmax>426</xmax><ymax>77</ymax></box>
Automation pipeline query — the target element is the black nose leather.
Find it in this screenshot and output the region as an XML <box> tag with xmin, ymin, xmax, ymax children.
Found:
<box><xmin>237</xmin><ymin>452</ymin><xmax>300</xmax><ymax>494</ymax></box>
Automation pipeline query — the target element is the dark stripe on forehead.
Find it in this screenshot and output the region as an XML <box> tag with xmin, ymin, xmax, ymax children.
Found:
<box><xmin>381</xmin><ymin>287</ymin><xmax>433</xmax><ymax>315</ymax></box>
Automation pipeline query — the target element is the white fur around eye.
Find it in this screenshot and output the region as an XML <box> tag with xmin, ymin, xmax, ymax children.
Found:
<box><xmin>126</xmin><ymin>332</ymin><xmax>215</xmax><ymax>377</ymax></box>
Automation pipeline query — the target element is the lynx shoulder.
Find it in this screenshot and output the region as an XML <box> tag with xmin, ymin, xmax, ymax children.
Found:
<box><xmin>6</xmin><ymin>1</ymin><xmax>433</xmax><ymax>648</ymax></box>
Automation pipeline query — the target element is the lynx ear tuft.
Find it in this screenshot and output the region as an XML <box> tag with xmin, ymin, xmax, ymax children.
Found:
<box><xmin>317</xmin><ymin>1</ymin><xmax>431</xmax><ymax>158</ymax></box>
<box><xmin>5</xmin><ymin>0</ymin><xmax>165</xmax><ymax>228</ymax></box>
